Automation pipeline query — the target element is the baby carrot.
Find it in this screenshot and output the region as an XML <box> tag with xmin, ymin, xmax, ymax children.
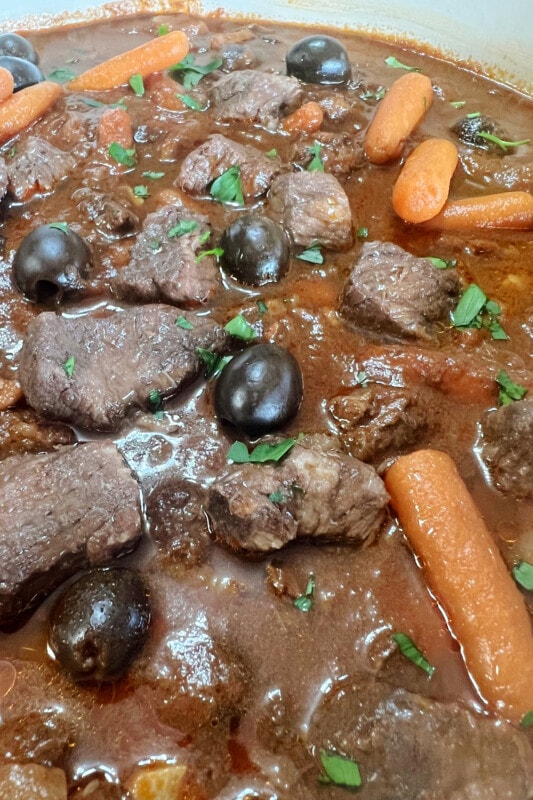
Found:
<box><xmin>97</xmin><ymin>106</ymin><xmax>133</xmax><ymax>150</ymax></box>
<box><xmin>282</xmin><ymin>101</ymin><xmax>323</xmax><ymax>134</ymax></box>
<box><xmin>424</xmin><ymin>191</ymin><xmax>533</xmax><ymax>230</ymax></box>
<box><xmin>69</xmin><ymin>30</ymin><xmax>189</xmax><ymax>91</ymax></box>
<box><xmin>392</xmin><ymin>138</ymin><xmax>458</xmax><ymax>223</ymax></box>
<box><xmin>385</xmin><ymin>449</ymin><xmax>533</xmax><ymax>723</ymax></box>
<box><xmin>0</xmin><ymin>81</ymin><xmax>62</xmax><ymax>145</ymax></box>
<box><xmin>0</xmin><ymin>66</ymin><xmax>14</xmax><ymax>103</ymax></box>
<box><xmin>365</xmin><ymin>72</ymin><xmax>433</xmax><ymax>164</ymax></box>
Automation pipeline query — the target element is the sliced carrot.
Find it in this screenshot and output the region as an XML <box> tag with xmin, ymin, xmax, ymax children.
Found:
<box><xmin>0</xmin><ymin>67</ymin><xmax>14</xmax><ymax>103</ymax></box>
<box><xmin>97</xmin><ymin>106</ymin><xmax>133</xmax><ymax>150</ymax></box>
<box><xmin>282</xmin><ymin>101</ymin><xmax>324</xmax><ymax>135</ymax></box>
<box><xmin>365</xmin><ymin>72</ymin><xmax>433</xmax><ymax>165</ymax></box>
<box><xmin>0</xmin><ymin>81</ymin><xmax>62</xmax><ymax>145</ymax></box>
<box><xmin>392</xmin><ymin>138</ymin><xmax>458</xmax><ymax>223</ymax></box>
<box><xmin>68</xmin><ymin>30</ymin><xmax>189</xmax><ymax>91</ymax></box>
<box><xmin>424</xmin><ymin>191</ymin><xmax>533</xmax><ymax>230</ymax></box>
<box><xmin>385</xmin><ymin>449</ymin><xmax>533</xmax><ymax>723</ymax></box>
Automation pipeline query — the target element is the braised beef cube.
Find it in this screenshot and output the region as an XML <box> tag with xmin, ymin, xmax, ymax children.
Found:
<box><xmin>177</xmin><ymin>133</ymin><xmax>279</xmax><ymax>201</ymax></box>
<box><xmin>159</xmin><ymin>118</ymin><xmax>205</xmax><ymax>162</ymax></box>
<box><xmin>482</xmin><ymin>398</ymin><xmax>533</xmax><ymax>498</ymax></box>
<box><xmin>0</xmin><ymin>441</ymin><xmax>141</xmax><ymax>624</ymax></box>
<box><xmin>220</xmin><ymin>43</ymin><xmax>257</xmax><ymax>71</ymax></box>
<box><xmin>7</xmin><ymin>137</ymin><xmax>75</xmax><ymax>201</ymax></box>
<box><xmin>73</xmin><ymin>187</ymin><xmax>140</xmax><ymax>239</ymax></box>
<box><xmin>292</xmin><ymin>132</ymin><xmax>365</xmax><ymax>175</ymax></box>
<box><xmin>19</xmin><ymin>305</ymin><xmax>229</xmax><ymax>431</ymax></box>
<box><xmin>211</xmin><ymin>69</ymin><xmax>302</xmax><ymax>129</ymax></box>
<box><xmin>269</xmin><ymin>171</ymin><xmax>353</xmax><ymax>250</ymax></box>
<box><xmin>112</xmin><ymin>204</ymin><xmax>220</xmax><ymax>307</ymax></box>
<box><xmin>340</xmin><ymin>241</ymin><xmax>461</xmax><ymax>341</ymax></box>
<box><xmin>207</xmin><ymin>434</ymin><xmax>388</xmax><ymax>553</ymax></box>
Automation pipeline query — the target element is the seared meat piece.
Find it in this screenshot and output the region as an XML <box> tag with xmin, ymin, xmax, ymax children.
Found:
<box><xmin>292</xmin><ymin>131</ymin><xmax>366</xmax><ymax>175</ymax></box>
<box><xmin>0</xmin><ymin>408</ymin><xmax>75</xmax><ymax>459</ymax></box>
<box><xmin>211</xmin><ymin>69</ymin><xmax>302</xmax><ymax>129</ymax></box>
<box><xmin>6</xmin><ymin>137</ymin><xmax>75</xmax><ymax>201</ymax></box>
<box><xmin>220</xmin><ymin>43</ymin><xmax>257</xmax><ymax>71</ymax></box>
<box><xmin>19</xmin><ymin>305</ymin><xmax>228</xmax><ymax>431</ymax></box>
<box><xmin>112</xmin><ymin>204</ymin><xmax>220</xmax><ymax>307</ymax></box>
<box><xmin>0</xmin><ymin>442</ymin><xmax>141</xmax><ymax>625</ymax></box>
<box><xmin>207</xmin><ymin>435</ymin><xmax>388</xmax><ymax>552</ymax></box>
<box><xmin>177</xmin><ymin>133</ymin><xmax>279</xmax><ymax>201</ymax></box>
<box><xmin>73</xmin><ymin>187</ymin><xmax>140</xmax><ymax>239</ymax></box>
<box><xmin>0</xmin><ymin>156</ymin><xmax>7</xmax><ymax>201</ymax></box>
<box><xmin>308</xmin><ymin>676</ymin><xmax>533</xmax><ymax>800</ymax></box>
<box><xmin>0</xmin><ymin>764</ymin><xmax>67</xmax><ymax>798</ymax></box>
<box><xmin>340</xmin><ymin>241</ymin><xmax>461</xmax><ymax>341</ymax></box>
<box><xmin>269</xmin><ymin>171</ymin><xmax>353</xmax><ymax>250</ymax></box>
<box><xmin>482</xmin><ymin>398</ymin><xmax>533</xmax><ymax>498</ymax></box>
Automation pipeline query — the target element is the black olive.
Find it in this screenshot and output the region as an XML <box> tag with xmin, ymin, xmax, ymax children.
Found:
<box><xmin>0</xmin><ymin>55</ymin><xmax>43</xmax><ymax>92</ymax></box>
<box><xmin>286</xmin><ymin>35</ymin><xmax>351</xmax><ymax>85</ymax></box>
<box><xmin>451</xmin><ymin>114</ymin><xmax>509</xmax><ymax>155</ymax></box>
<box><xmin>221</xmin><ymin>214</ymin><xmax>290</xmax><ymax>286</ymax></box>
<box><xmin>215</xmin><ymin>343</ymin><xmax>303</xmax><ymax>436</ymax></box>
<box><xmin>13</xmin><ymin>224</ymin><xmax>92</xmax><ymax>303</ymax></box>
<box><xmin>0</xmin><ymin>32</ymin><xmax>39</xmax><ymax>64</ymax></box>
<box><xmin>48</xmin><ymin>567</ymin><xmax>151</xmax><ymax>683</ymax></box>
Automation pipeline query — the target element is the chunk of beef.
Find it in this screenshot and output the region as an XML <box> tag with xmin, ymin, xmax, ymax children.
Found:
<box><xmin>177</xmin><ymin>133</ymin><xmax>278</xmax><ymax>201</ymax></box>
<box><xmin>328</xmin><ymin>385</ymin><xmax>427</xmax><ymax>462</ymax></box>
<box><xmin>292</xmin><ymin>132</ymin><xmax>365</xmax><ymax>175</ymax></box>
<box><xmin>0</xmin><ymin>441</ymin><xmax>141</xmax><ymax>624</ymax></box>
<box><xmin>6</xmin><ymin>137</ymin><xmax>75</xmax><ymax>202</ymax></box>
<box><xmin>73</xmin><ymin>186</ymin><xmax>140</xmax><ymax>239</ymax></box>
<box><xmin>19</xmin><ymin>305</ymin><xmax>229</xmax><ymax>431</ymax></box>
<box><xmin>308</xmin><ymin>676</ymin><xmax>533</xmax><ymax>800</ymax></box>
<box><xmin>0</xmin><ymin>408</ymin><xmax>75</xmax><ymax>459</ymax></box>
<box><xmin>220</xmin><ymin>43</ymin><xmax>257</xmax><ymax>71</ymax></box>
<box><xmin>0</xmin><ymin>764</ymin><xmax>67</xmax><ymax>799</ymax></box>
<box><xmin>482</xmin><ymin>399</ymin><xmax>533</xmax><ymax>498</ymax></box>
<box><xmin>340</xmin><ymin>241</ymin><xmax>461</xmax><ymax>341</ymax></box>
<box><xmin>0</xmin><ymin>156</ymin><xmax>7</xmax><ymax>202</ymax></box>
<box><xmin>269</xmin><ymin>171</ymin><xmax>353</xmax><ymax>250</ymax></box>
<box><xmin>132</xmin><ymin>577</ymin><xmax>246</xmax><ymax>731</ymax></box>
<box><xmin>207</xmin><ymin>435</ymin><xmax>388</xmax><ymax>552</ymax></box>
<box><xmin>158</xmin><ymin>118</ymin><xmax>205</xmax><ymax>161</ymax></box>
<box><xmin>112</xmin><ymin>204</ymin><xmax>220</xmax><ymax>306</ymax></box>
<box><xmin>211</xmin><ymin>70</ymin><xmax>302</xmax><ymax>129</ymax></box>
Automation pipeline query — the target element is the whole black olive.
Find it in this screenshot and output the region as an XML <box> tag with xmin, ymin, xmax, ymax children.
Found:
<box><xmin>48</xmin><ymin>567</ymin><xmax>151</xmax><ymax>683</ymax></box>
<box><xmin>13</xmin><ymin>224</ymin><xmax>92</xmax><ymax>303</ymax></box>
<box><xmin>451</xmin><ymin>114</ymin><xmax>508</xmax><ymax>155</ymax></box>
<box><xmin>0</xmin><ymin>55</ymin><xmax>43</xmax><ymax>92</ymax></box>
<box><xmin>215</xmin><ymin>343</ymin><xmax>303</xmax><ymax>436</ymax></box>
<box><xmin>221</xmin><ymin>214</ymin><xmax>290</xmax><ymax>286</ymax></box>
<box><xmin>0</xmin><ymin>32</ymin><xmax>39</xmax><ymax>64</ymax></box>
<box><xmin>286</xmin><ymin>35</ymin><xmax>351</xmax><ymax>85</ymax></box>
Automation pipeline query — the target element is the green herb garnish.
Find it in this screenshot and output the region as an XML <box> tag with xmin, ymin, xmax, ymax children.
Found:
<box><xmin>157</xmin><ymin>23</ymin><xmax>169</xmax><ymax>36</ymax></box>
<box><xmin>426</xmin><ymin>256</ymin><xmax>457</xmax><ymax>269</ymax></box>
<box><xmin>62</xmin><ymin>355</ymin><xmax>75</xmax><ymax>378</ymax></box>
<box><xmin>360</xmin><ymin>86</ymin><xmax>386</xmax><ymax>101</ymax></box>
<box><xmin>195</xmin><ymin>247</ymin><xmax>224</xmax><ymax>263</ymax></box>
<box><xmin>451</xmin><ymin>284</ymin><xmax>508</xmax><ymax>340</ymax></box>
<box><xmin>294</xmin><ymin>572</ymin><xmax>315</xmax><ymax>612</ymax></box>
<box><xmin>477</xmin><ymin>131</ymin><xmax>530</xmax><ymax>152</ymax></box>
<box><xmin>466</xmin><ymin>111</ymin><xmax>481</xmax><ymax>119</ymax></box>
<box><xmin>318</xmin><ymin>750</ymin><xmax>362</xmax><ymax>789</ymax></box>
<box><xmin>356</xmin><ymin>226</ymin><xmax>369</xmax><ymax>239</ymax></box>
<box><xmin>128</xmin><ymin>73</ymin><xmax>145</xmax><ymax>96</ymax></box>
<box><xmin>265</xmin><ymin>148</ymin><xmax>278</xmax><ymax>158</ymax></box>
<box><xmin>257</xmin><ymin>299</ymin><xmax>268</xmax><ymax>315</ymax></box>
<box><xmin>210</xmin><ymin>165</ymin><xmax>244</xmax><ymax>205</ymax></box>
<box><xmin>307</xmin><ymin>141</ymin><xmax>324</xmax><ymax>173</ymax></box>
<box><xmin>149</xmin><ymin>239</ymin><xmax>162</xmax><ymax>252</ymax></box>
<box><xmin>48</xmin><ymin>67</ymin><xmax>76</xmax><ymax>83</ymax></box>
<box><xmin>82</xmin><ymin>97</ymin><xmax>127</xmax><ymax>110</ymax></box>
<box><xmin>176</xmin><ymin>315</ymin><xmax>194</xmax><ymax>330</ymax></box>
<box><xmin>297</xmin><ymin>243</ymin><xmax>324</xmax><ymax>264</ymax></box>
<box><xmin>496</xmin><ymin>370</ymin><xmax>528</xmax><ymax>406</ymax></box>
<box><xmin>168</xmin><ymin>220</ymin><xmax>199</xmax><ymax>238</ymax></box>
<box><xmin>170</xmin><ymin>53</ymin><xmax>223</xmax><ymax>91</ymax></box>
<box><xmin>108</xmin><ymin>142</ymin><xmax>136</xmax><ymax>167</ymax></box>
<box><xmin>384</xmin><ymin>55</ymin><xmax>421</xmax><ymax>72</ymax></box>
<box><xmin>133</xmin><ymin>184</ymin><xmax>149</xmax><ymax>198</ymax></box>
<box><xmin>148</xmin><ymin>388</ymin><xmax>163</xmax><ymax>412</ymax></box>
<box><xmin>268</xmin><ymin>490</ymin><xmax>286</xmax><ymax>504</ymax></box>
<box><xmin>520</xmin><ymin>711</ymin><xmax>533</xmax><ymax>729</ymax></box>
<box><xmin>198</xmin><ymin>230</ymin><xmax>211</xmax><ymax>245</ymax></box>
<box><xmin>224</xmin><ymin>314</ymin><xmax>257</xmax><ymax>340</ymax></box>
<box><xmin>513</xmin><ymin>561</ymin><xmax>533</xmax><ymax>591</ymax></box>
<box><xmin>227</xmin><ymin>437</ymin><xmax>299</xmax><ymax>464</ymax></box>
<box><xmin>197</xmin><ymin>348</ymin><xmax>232</xmax><ymax>379</ymax></box>
<box><xmin>142</xmin><ymin>171</ymin><xmax>165</xmax><ymax>180</ymax></box>
<box><xmin>450</xmin><ymin>100</ymin><xmax>466</xmax><ymax>109</ymax></box>
<box><xmin>49</xmin><ymin>221</ymin><xmax>69</xmax><ymax>233</ymax></box>
<box><xmin>355</xmin><ymin>370</ymin><xmax>368</xmax><ymax>387</ymax></box>
<box><xmin>176</xmin><ymin>92</ymin><xmax>204</xmax><ymax>110</ymax></box>
<box><xmin>392</xmin><ymin>632</ymin><xmax>435</xmax><ymax>677</ymax></box>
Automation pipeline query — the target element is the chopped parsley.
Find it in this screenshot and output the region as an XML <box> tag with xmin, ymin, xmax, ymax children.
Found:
<box><xmin>450</xmin><ymin>100</ymin><xmax>466</xmax><ymax>109</ymax></box>
<box><xmin>466</xmin><ymin>111</ymin><xmax>481</xmax><ymax>119</ymax></box>
<box><xmin>318</xmin><ymin>750</ymin><xmax>362</xmax><ymax>789</ymax></box>
<box><xmin>210</xmin><ymin>165</ymin><xmax>244</xmax><ymax>206</ymax></box>
<box><xmin>257</xmin><ymin>299</ymin><xmax>268</xmax><ymax>315</ymax></box>
<box><xmin>62</xmin><ymin>355</ymin><xmax>75</xmax><ymax>378</ymax></box>
<box><xmin>520</xmin><ymin>711</ymin><xmax>533</xmax><ymax>729</ymax></box>
<box><xmin>198</xmin><ymin>230</ymin><xmax>211</xmax><ymax>244</ymax></box>
<box><xmin>176</xmin><ymin>92</ymin><xmax>204</xmax><ymax>110</ymax></box>
<box><xmin>224</xmin><ymin>314</ymin><xmax>257</xmax><ymax>340</ymax></box>
<box><xmin>360</xmin><ymin>86</ymin><xmax>386</xmax><ymax>101</ymax></box>
<box><xmin>48</xmin><ymin>67</ymin><xmax>76</xmax><ymax>83</ymax></box>
<box><xmin>227</xmin><ymin>436</ymin><xmax>299</xmax><ymax>464</ymax></box>
<box><xmin>149</xmin><ymin>239</ymin><xmax>162</xmax><ymax>252</ymax></box>
<box><xmin>128</xmin><ymin>73</ymin><xmax>145</xmax><ymax>96</ymax></box>
<box><xmin>496</xmin><ymin>370</ymin><xmax>527</xmax><ymax>406</ymax></box>
<box><xmin>157</xmin><ymin>23</ymin><xmax>169</xmax><ymax>36</ymax></box>
<box><xmin>148</xmin><ymin>389</ymin><xmax>164</xmax><ymax>417</ymax></box>
<box><xmin>477</xmin><ymin>131</ymin><xmax>530</xmax><ymax>152</ymax></box>
<box><xmin>108</xmin><ymin>142</ymin><xmax>136</xmax><ymax>167</ymax></box>
<box><xmin>451</xmin><ymin>284</ymin><xmax>508</xmax><ymax>340</ymax></box>
<box><xmin>307</xmin><ymin>141</ymin><xmax>324</xmax><ymax>172</ymax></box>
<box><xmin>513</xmin><ymin>561</ymin><xmax>533</xmax><ymax>591</ymax></box>
<box><xmin>142</xmin><ymin>170</ymin><xmax>165</xmax><ymax>180</ymax></box>
<box><xmin>294</xmin><ymin>572</ymin><xmax>315</xmax><ymax>612</ymax></box>
<box><xmin>133</xmin><ymin>184</ymin><xmax>149</xmax><ymax>198</ymax></box>
<box><xmin>170</xmin><ymin>53</ymin><xmax>223</xmax><ymax>91</ymax></box>
<box><xmin>268</xmin><ymin>490</ymin><xmax>286</xmax><ymax>505</ymax></box>
<box><xmin>48</xmin><ymin>221</ymin><xmax>69</xmax><ymax>233</ymax></box>
<box><xmin>168</xmin><ymin>220</ymin><xmax>199</xmax><ymax>238</ymax></box>
<box><xmin>265</xmin><ymin>148</ymin><xmax>278</xmax><ymax>158</ymax></box>
<box><xmin>176</xmin><ymin>315</ymin><xmax>194</xmax><ymax>330</ymax></box>
<box><xmin>82</xmin><ymin>97</ymin><xmax>127</xmax><ymax>110</ymax></box>
<box><xmin>356</xmin><ymin>226</ymin><xmax>369</xmax><ymax>239</ymax></box>
<box><xmin>355</xmin><ymin>370</ymin><xmax>368</xmax><ymax>387</ymax></box>
<box><xmin>197</xmin><ymin>348</ymin><xmax>232</xmax><ymax>379</ymax></box>
<box><xmin>384</xmin><ymin>55</ymin><xmax>421</xmax><ymax>72</ymax></box>
<box><xmin>195</xmin><ymin>247</ymin><xmax>224</xmax><ymax>263</ymax></box>
<box><xmin>392</xmin><ymin>632</ymin><xmax>435</xmax><ymax>677</ymax></box>
<box><xmin>426</xmin><ymin>256</ymin><xmax>457</xmax><ymax>269</ymax></box>
<box><xmin>297</xmin><ymin>243</ymin><xmax>324</xmax><ymax>264</ymax></box>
